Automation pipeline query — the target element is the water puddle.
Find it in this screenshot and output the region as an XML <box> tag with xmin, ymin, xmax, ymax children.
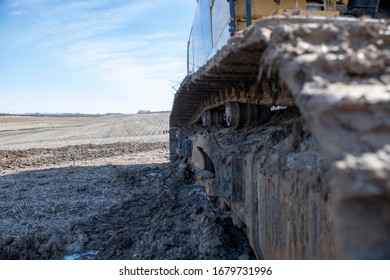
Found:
<box><xmin>64</xmin><ymin>250</ymin><xmax>99</xmax><ymax>260</ymax></box>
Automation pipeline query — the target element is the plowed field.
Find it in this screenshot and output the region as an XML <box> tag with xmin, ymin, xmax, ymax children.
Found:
<box><xmin>0</xmin><ymin>114</ymin><xmax>252</xmax><ymax>260</ymax></box>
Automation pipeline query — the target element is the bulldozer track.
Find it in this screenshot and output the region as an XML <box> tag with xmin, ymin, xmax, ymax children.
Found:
<box><xmin>170</xmin><ymin>16</ymin><xmax>390</xmax><ymax>259</ymax></box>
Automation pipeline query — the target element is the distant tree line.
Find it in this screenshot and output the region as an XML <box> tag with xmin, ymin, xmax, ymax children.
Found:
<box><xmin>137</xmin><ymin>110</ymin><xmax>170</xmax><ymax>114</ymax></box>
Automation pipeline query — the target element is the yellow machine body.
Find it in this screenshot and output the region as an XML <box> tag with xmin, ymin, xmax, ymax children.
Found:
<box><xmin>188</xmin><ymin>0</ymin><xmax>349</xmax><ymax>74</ymax></box>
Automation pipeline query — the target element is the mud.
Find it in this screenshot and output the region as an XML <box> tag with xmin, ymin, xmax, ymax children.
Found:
<box><xmin>265</xmin><ymin>18</ymin><xmax>390</xmax><ymax>259</ymax></box>
<box><xmin>0</xmin><ymin>145</ymin><xmax>253</xmax><ymax>260</ymax></box>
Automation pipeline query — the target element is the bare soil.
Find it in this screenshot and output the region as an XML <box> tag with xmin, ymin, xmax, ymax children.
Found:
<box><xmin>0</xmin><ymin>114</ymin><xmax>252</xmax><ymax>260</ymax></box>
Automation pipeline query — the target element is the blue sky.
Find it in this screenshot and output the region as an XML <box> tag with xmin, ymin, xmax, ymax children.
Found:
<box><xmin>0</xmin><ymin>0</ymin><xmax>197</xmax><ymax>114</ymax></box>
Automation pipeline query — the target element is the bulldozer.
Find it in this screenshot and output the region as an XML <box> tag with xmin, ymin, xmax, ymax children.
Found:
<box><xmin>170</xmin><ymin>0</ymin><xmax>390</xmax><ymax>259</ymax></box>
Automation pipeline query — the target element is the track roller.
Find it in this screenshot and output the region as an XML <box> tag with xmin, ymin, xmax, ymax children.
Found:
<box><xmin>225</xmin><ymin>102</ymin><xmax>241</xmax><ymax>128</ymax></box>
<box><xmin>225</xmin><ymin>103</ymin><xmax>271</xmax><ymax>128</ymax></box>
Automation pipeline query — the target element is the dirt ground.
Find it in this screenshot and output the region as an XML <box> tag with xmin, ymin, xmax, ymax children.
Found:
<box><xmin>0</xmin><ymin>114</ymin><xmax>169</xmax><ymax>150</ymax></box>
<box><xmin>0</xmin><ymin>114</ymin><xmax>253</xmax><ymax>260</ymax></box>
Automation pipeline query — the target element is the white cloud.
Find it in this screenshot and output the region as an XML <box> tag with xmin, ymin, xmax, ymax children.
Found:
<box><xmin>9</xmin><ymin>10</ymin><xmax>24</xmax><ymax>16</ymax></box>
